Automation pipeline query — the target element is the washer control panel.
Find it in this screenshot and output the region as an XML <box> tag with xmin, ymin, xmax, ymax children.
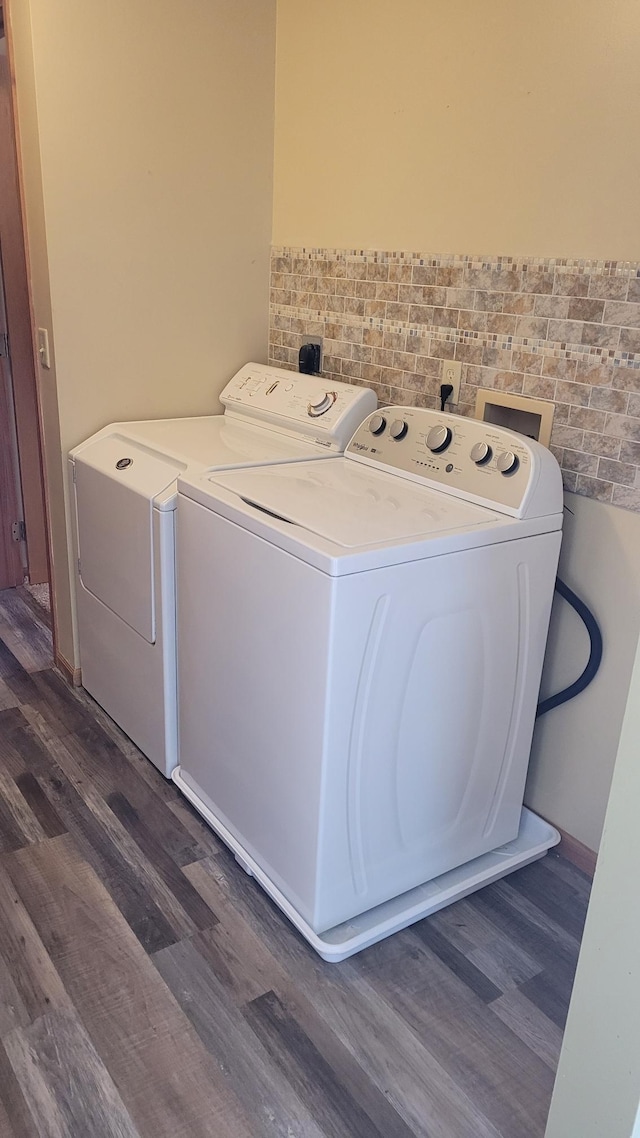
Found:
<box><xmin>347</xmin><ymin>406</ymin><xmax>563</xmax><ymax>519</ymax></box>
<box><xmin>220</xmin><ymin>364</ymin><xmax>377</xmax><ymax>451</ymax></box>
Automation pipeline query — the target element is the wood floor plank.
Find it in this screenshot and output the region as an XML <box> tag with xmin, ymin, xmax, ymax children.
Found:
<box><xmin>467</xmin><ymin>936</ymin><xmax>542</xmax><ymax>992</ymax></box>
<box><xmin>506</xmin><ymin>860</ymin><xmax>589</xmax><ymax>941</ymax></box>
<box><xmin>185</xmin><ymin>855</ymin><xmax>506</xmax><ymax>1138</ymax></box>
<box><xmin>153</xmin><ymin>936</ymin><xmax>328</xmax><ymax>1138</ymax></box>
<box><xmin>0</xmin><ymin>712</ymin><xmax>179</xmax><ymax>953</ymax></box>
<box><xmin>470</xmin><ymin>877</ymin><xmax>581</xmax><ymax>978</ymax></box>
<box><xmin>105</xmin><ymin>790</ymin><xmax>217</xmax><ymax>930</ymax></box>
<box><xmin>0</xmin><ymin>862</ymin><xmax>72</xmax><ymax>1026</ymax></box>
<box><xmin>0</xmin><ymin>794</ymin><xmax>29</xmax><ymax>855</ymax></box>
<box><xmin>4</xmin><ymin>834</ymin><xmax>254</xmax><ymax>1138</ymax></box>
<box><xmin>64</xmin><ymin>680</ymin><xmax>232</xmax><ymax>862</ymax></box>
<box><xmin>28</xmin><ymin>728</ymin><xmax>215</xmax><ymax>944</ymax></box>
<box><xmin>544</xmin><ymin>851</ymin><xmax>593</xmax><ymax>898</ymax></box>
<box><xmin>0</xmin><ymin>770</ymin><xmax>47</xmax><ymax>848</ymax></box>
<box><xmin>351</xmin><ymin>927</ymin><xmax>555</xmax><ymax>1138</ymax></box>
<box><xmin>13</xmin><ymin>587</ymin><xmax>51</xmax><ymax>634</ymax></box>
<box><xmin>26</xmin><ymin>697</ymin><xmax>210</xmax><ymax>869</ymax></box>
<box><xmin>518</xmin><ymin>968</ymin><xmax>573</xmax><ymax>1031</ymax></box>
<box><xmin>0</xmin><ymin>677</ymin><xmax>19</xmax><ymax>713</ymax></box>
<box><xmin>0</xmin><ymin>1039</ymin><xmax>40</xmax><ymax>1138</ymax></box>
<box><xmin>0</xmin><ymin>951</ymin><xmax>30</xmax><ymax>1039</ymax></box>
<box><xmin>97</xmin><ymin>718</ymin><xmax>228</xmax><ymax>855</ymax></box>
<box><xmin>243</xmin><ymin>988</ymin><xmax>412</xmax><ymax>1138</ymax></box>
<box><xmin>13</xmin><ymin>774</ymin><xmax>66</xmax><ymax>840</ymax></box>
<box><xmin>0</xmin><ymin>642</ymin><xmax>27</xmax><ymax>683</ymax></box>
<box><xmin>412</xmin><ymin>920</ymin><xmax>503</xmax><ymax>1003</ymax></box>
<box><xmin>4</xmin><ymin>1009</ymin><xmax>142</xmax><ymax>1138</ymax></box>
<box><xmin>163</xmin><ymin>920</ymin><xmax>418</xmax><ymax>1138</ymax></box>
<box><xmin>0</xmin><ymin>1094</ymin><xmax>22</xmax><ymax>1138</ymax></box>
<box><xmin>189</xmin><ymin>920</ymin><xmax>275</xmax><ymax>1007</ymax></box>
<box><xmin>491</xmin><ymin>989</ymin><xmax>563</xmax><ymax>1071</ymax></box>
<box><xmin>0</xmin><ymin>591</ymin><xmax>52</xmax><ymax>672</ymax></box>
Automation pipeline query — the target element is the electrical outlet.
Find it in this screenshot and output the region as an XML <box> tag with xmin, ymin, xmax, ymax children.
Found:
<box><xmin>442</xmin><ymin>360</ymin><xmax>462</xmax><ymax>405</ymax></box>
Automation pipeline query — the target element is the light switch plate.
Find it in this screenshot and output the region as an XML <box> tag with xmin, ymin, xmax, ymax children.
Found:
<box><xmin>37</xmin><ymin>327</ymin><xmax>51</xmax><ymax>369</ymax></box>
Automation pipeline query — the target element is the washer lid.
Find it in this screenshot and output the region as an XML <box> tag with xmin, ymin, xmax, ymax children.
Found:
<box><xmin>178</xmin><ymin>457</ymin><xmax>533</xmax><ymax>575</ymax></box>
<box><xmin>207</xmin><ymin>458</ymin><xmax>499</xmax><ymax>547</ymax></box>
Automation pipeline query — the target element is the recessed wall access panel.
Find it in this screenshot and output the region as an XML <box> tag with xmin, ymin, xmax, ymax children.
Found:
<box><xmin>475</xmin><ymin>389</ymin><xmax>554</xmax><ymax>448</ymax></box>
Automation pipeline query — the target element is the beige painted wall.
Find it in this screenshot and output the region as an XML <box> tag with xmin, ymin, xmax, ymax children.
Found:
<box><xmin>526</xmin><ymin>492</ymin><xmax>640</xmax><ymax>851</ymax></box>
<box><xmin>273</xmin><ymin>0</ymin><xmax>640</xmax><ymax>852</ymax></box>
<box><xmin>544</xmin><ymin>629</ymin><xmax>640</xmax><ymax>1138</ymax></box>
<box><xmin>274</xmin><ymin>0</ymin><xmax>640</xmax><ymax>259</ymax></box>
<box><xmin>9</xmin><ymin>0</ymin><xmax>276</xmax><ymax>664</ymax></box>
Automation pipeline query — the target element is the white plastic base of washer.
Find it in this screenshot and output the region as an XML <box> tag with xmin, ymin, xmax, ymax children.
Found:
<box><xmin>172</xmin><ymin>767</ymin><xmax>560</xmax><ymax>963</ymax></box>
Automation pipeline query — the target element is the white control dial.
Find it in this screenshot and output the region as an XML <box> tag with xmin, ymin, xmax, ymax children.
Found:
<box><xmin>307</xmin><ymin>392</ymin><xmax>334</xmax><ymax>417</ymax></box>
<box><xmin>470</xmin><ymin>441</ymin><xmax>493</xmax><ymax>466</ymax></box>
<box><xmin>369</xmin><ymin>414</ymin><xmax>387</xmax><ymax>436</ymax></box>
<box><xmin>496</xmin><ymin>450</ymin><xmax>520</xmax><ymax>475</ymax></box>
<box><xmin>426</xmin><ymin>424</ymin><xmax>453</xmax><ymax>453</ymax></box>
<box><xmin>390</xmin><ymin>418</ymin><xmax>408</xmax><ymax>440</ymax></box>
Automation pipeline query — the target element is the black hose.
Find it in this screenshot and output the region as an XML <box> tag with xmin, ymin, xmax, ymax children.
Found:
<box><xmin>536</xmin><ymin>577</ymin><xmax>603</xmax><ymax>718</ymax></box>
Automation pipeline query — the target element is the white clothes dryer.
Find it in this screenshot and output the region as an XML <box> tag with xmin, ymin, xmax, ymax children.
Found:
<box><xmin>69</xmin><ymin>363</ymin><xmax>376</xmax><ymax>776</ymax></box>
<box><xmin>174</xmin><ymin>405</ymin><xmax>564</xmax><ymax>961</ymax></box>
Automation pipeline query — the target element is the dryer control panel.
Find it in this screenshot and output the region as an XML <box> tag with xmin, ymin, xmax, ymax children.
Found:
<box><xmin>220</xmin><ymin>364</ymin><xmax>377</xmax><ymax>452</ymax></box>
<box><xmin>347</xmin><ymin>406</ymin><xmax>563</xmax><ymax>519</ymax></box>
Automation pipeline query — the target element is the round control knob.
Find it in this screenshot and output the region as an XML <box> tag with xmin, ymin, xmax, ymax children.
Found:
<box><xmin>368</xmin><ymin>413</ymin><xmax>387</xmax><ymax>436</ymax></box>
<box><xmin>389</xmin><ymin>419</ymin><xmax>408</xmax><ymax>440</ymax></box>
<box><xmin>496</xmin><ymin>450</ymin><xmax>520</xmax><ymax>476</ymax></box>
<box><xmin>470</xmin><ymin>441</ymin><xmax>493</xmax><ymax>466</ymax></box>
<box><xmin>307</xmin><ymin>392</ymin><xmax>333</xmax><ymax>417</ymax></box>
<box><xmin>426</xmin><ymin>424</ymin><xmax>453</xmax><ymax>454</ymax></box>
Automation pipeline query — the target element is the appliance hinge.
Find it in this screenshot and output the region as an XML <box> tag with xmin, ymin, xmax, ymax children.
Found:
<box><xmin>77</xmin><ymin>557</ymin><xmax>81</xmax><ymax>575</ymax></box>
<box><xmin>0</xmin><ymin>332</ymin><xmax>8</xmax><ymax>359</ymax></box>
<box><xmin>11</xmin><ymin>520</ymin><xmax>26</xmax><ymax>542</ymax></box>
<box><xmin>72</xmin><ymin>464</ymin><xmax>77</xmax><ymax>483</ymax></box>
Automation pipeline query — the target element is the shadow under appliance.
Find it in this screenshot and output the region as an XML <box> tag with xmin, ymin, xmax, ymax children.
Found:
<box><xmin>69</xmin><ymin>364</ymin><xmax>376</xmax><ymax>776</ymax></box>
<box><xmin>174</xmin><ymin>406</ymin><xmax>563</xmax><ymax>961</ymax></box>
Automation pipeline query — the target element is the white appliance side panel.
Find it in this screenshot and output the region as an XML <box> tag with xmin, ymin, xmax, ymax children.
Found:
<box><xmin>177</xmin><ymin>497</ymin><xmax>332</xmax><ymax>923</ymax></box>
<box><xmin>313</xmin><ymin>531</ymin><xmax>561</xmax><ymax>930</ymax></box>
<box><xmin>77</xmin><ymin>507</ymin><xmax>177</xmax><ymax>776</ymax></box>
<box><xmin>74</xmin><ymin>439</ymin><xmax>180</xmax><ymax>643</ymax></box>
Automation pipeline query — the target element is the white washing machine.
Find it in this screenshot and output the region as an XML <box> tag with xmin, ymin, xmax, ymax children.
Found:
<box><xmin>69</xmin><ymin>363</ymin><xmax>376</xmax><ymax>776</ymax></box>
<box><xmin>174</xmin><ymin>405</ymin><xmax>564</xmax><ymax>961</ymax></box>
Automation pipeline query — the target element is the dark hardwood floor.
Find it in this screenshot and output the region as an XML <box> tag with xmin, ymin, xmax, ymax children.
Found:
<box><xmin>0</xmin><ymin>587</ymin><xmax>590</xmax><ymax>1137</ymax></box>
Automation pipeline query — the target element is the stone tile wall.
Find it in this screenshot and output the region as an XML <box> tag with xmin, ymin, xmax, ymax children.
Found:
<box><xmin>269</xmin><ymin>247</ymin><xmax>640</xmax><ymax>512</ymax></box>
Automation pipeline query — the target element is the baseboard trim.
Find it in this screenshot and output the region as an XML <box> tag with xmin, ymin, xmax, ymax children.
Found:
<box><xmin>555</xmin><ymin>825</ymin><xmax>597</xmax><ymax>878</ymax></box>
<box><xmin>55</xmin><ymin>650</ymin><xmax>82</xmax><ymax>687</ymax></box>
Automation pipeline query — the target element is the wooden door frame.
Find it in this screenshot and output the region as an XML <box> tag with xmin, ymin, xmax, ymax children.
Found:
<box><xmin>0</xmin><ymin>262</ymin><xmax>24</xmax><ymax>587</ymax></box>
<box><xmin>0</xmin><ymin>30</ymin><xmax>49</xmax><ymax>589</ymax></box>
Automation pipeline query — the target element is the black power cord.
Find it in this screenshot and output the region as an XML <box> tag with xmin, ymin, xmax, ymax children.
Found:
<box><xmin>536</xmin><ymin>577</ymin><xmax>603</xmax><ymax>718</ymax></box>
<box><xmin>440</xmin><ymin>383</ymin><xmax>454</xmax><ymax>412</ymax></box>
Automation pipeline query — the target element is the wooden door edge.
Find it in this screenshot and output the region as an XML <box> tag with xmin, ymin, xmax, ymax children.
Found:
<box><xmin>3</xmin><ymin>2</ymin><xmax>57</xmax><ymax>648</ymax></box>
